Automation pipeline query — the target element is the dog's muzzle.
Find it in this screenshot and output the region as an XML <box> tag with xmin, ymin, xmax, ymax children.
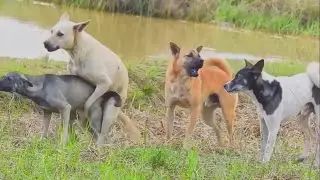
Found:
<box><xmin>43</xmin><ymin>41</ymin><xmax>59</xmax><ymax>52</ymax></box>
<box><xmin>224</xmin><ymin>82</ymin><xmax>232</xmax><ymax>92</ymax></box>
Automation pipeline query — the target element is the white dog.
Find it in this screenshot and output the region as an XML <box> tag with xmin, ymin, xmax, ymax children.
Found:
<box><xmin>224</xmin><ymin>59</ymin><xmax>320</xmax><ymax>168</ymax></box>
<box><xmin>43</xmin><ymin>13</ymin><xmax>140</xmax><ymax>145</ymax></box>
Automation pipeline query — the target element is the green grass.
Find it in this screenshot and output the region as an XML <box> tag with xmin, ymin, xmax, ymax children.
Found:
<box><xmin>0</xmin><ymin>58</ymin><xmax>319</xmax><ymax>179</ymax></box>
<box><xmin>42</xmin><ymin>0</ymin><xmax>320</xmax><ymax>37</ymax></box>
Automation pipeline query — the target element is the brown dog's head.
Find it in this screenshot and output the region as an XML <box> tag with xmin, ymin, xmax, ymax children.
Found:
<box><xmin>169</xmin><ymin>42</ymin><xmax>204</xmax><ymax>77</ymax></box>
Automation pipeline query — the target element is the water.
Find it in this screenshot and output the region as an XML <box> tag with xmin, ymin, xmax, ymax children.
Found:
<box><xmin>0</xmin><ymin>0</ymin><xmax>319</xmax><ymax>62</ymax></box>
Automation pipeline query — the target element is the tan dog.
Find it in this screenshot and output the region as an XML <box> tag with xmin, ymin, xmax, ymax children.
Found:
<box><xmin>43</xmin><ymin>13</ymin><xmax>140</xmax><ymax>145</ymax></box>
<box><xmin>165</xmin><ymin>42</ymin><xmax>238</xmax><ymax>148</ymax></box>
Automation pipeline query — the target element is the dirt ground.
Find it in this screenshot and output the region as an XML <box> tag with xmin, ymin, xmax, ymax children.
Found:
<box><xmin>11</xmin><ymin>92</ymin><xmax>317</xmax><ymax>159</ymax></box>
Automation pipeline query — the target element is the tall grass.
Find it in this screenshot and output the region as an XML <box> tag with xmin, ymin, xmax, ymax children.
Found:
<box><xmin>45</xmin><ymin>0</ymin><xmax>319</xmax><ymax>36</ymax></box>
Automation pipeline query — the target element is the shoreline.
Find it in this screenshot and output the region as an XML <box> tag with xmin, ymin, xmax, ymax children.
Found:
<box><xmin>39</xmin><ymin>0</ymin><xmax>320</xmax><ymax>37</ymax></box>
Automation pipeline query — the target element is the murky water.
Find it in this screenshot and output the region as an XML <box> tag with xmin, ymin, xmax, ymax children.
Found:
<box><xmin>0</xmin><ymin>0</ymin><xmax>319</xmax><ymax>62</ymax></box>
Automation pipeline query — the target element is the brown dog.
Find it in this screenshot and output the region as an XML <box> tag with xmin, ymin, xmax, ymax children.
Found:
<box><xmin>165</xmin><ymin>42</ymin><xmax>238</xmax><ymax>149</ymax></box>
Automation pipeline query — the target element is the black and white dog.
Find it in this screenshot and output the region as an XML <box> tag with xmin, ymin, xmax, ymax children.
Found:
<box><xmin>224</xmin><ymin>59</ymin><xmax>320</xmax><ymax>167</ymax></box>
<box><xmin>0</xmin><ymin>72</ymin><xmax>121</xmax><ymax>145</ymax></box>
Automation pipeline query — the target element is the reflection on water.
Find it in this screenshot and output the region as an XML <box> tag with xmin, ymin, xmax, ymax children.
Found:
<box><xmin>0</xmin><ymin>0</ymin><xmax>318</xmax><ymax>62</ymax></box>
<box><xmin>0</xmin><ymin>16</ymin><xmax>69</xmax><ymax>61</ymax></box>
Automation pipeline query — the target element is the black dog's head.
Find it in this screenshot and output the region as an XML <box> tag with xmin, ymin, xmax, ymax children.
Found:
<box><xmin>0</xmin><ymin>72</ymin><xmax>33</xmax><ymax>92</ymax></box>
<box><xmin>224</xmin><ymin>59</ymin><xmax>265</xmax><ymax>93</ymax></box>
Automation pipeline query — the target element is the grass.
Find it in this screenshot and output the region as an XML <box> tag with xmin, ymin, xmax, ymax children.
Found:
<box><xmin>42</xmin><ymin>0</ymin><xmax>320</xmax><ymax>37</ymax></box>
<box><xmin>0</xmin><ymin>58</ymin><xmax>319</xmax><ymax>179</ymax></box>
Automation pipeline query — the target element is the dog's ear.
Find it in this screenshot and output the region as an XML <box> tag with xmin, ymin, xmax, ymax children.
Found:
<box><xmin>169</xmin><ymin>42</ymin><xmax>180</xmax><ymax>57</ymax></box>
<box><xmin>60</xmin><ymin>12</ymin><xmax>70</xmax><ymax>21</ymax></box>
<box><xmin>244</xmin><ymin>59</ymin><xmax>253</xmax><ymax>68</ymax></box>
<box><xmin>196</xmin><ymin>46</ymin><xmax>203</xmax><ymax>53</ymax></box>
<box><xmin>23</xmin><ymin>79</ymin><xmax>33</xmax><ymax>87</ymax></box>
<box><xmin>252</xmin><ymin>59</ymin><xmax>264</xmax><ymax>72</ymax></box>
<box><xmin>73</xmin><ymin>20</ymin><xmax>91</xmax><ymax>32</ymax></box>
<box><xmin>20</xmin><ymin>75</ymin><xmax>33</xmax><ymax>87</ymax></box>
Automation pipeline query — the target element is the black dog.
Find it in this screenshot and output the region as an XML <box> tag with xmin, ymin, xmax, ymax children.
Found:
<box><xmin>0</xmin><ymin>72</ymin><xmax>121</xmax><ymax>144</ymax></box>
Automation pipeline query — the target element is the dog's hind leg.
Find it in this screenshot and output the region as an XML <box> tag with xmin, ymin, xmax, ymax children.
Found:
<box><xmin>41</xmin><ymin>110</ymin><xmax>52</xmax><ymax>139</ymax></box>
<box><xmin>96</xmin><ymin>97</ymin><xmax>120</xmax><ymax>145</ymax></box>
<box><xmin>166</xmin><ymin>104</ymin><xmax>176</xmax><ymax>140</ymax></box>
<box><xmin>202</xmin><ymin>105</ymin><xmax>225</xmax><ymax>146</ymax></box>
<box><xmin>84</xmin><ymin>83</ymin><xmax>111</xmax><ymax>117</ymax></box>
<box><xmin>88</xmin><ymin>104</ymin><xmax>103</xmax><ymax>141</ymax></box>
<box><xmin>76</xmin><ymin>111</ymin><xmax>88</xmax><ymax>131</ymax></box>
<box><xmin>314</xmin><ymin>105</ymin><xmax>320</xmax><ymax>168</ymax></box>
<box><xmin>262</xmin><ymin>116</ymin><xmax>281</xmax><ymax>163</ymax></box>
<box><xmin>296</xmin><ymin>108</ymin><xmax>313</xmax><ymax>162</ymax></box>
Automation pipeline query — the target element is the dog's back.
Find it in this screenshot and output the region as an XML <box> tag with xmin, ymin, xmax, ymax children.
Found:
<box><xmin>25</xmin><ymin>74</ymin><xmax>121</xmax><ymax>111</ymax></box>
<box><xmin>197</xmin><ymin>58</ymin><xmax>234</xmax><ymax>94</ymax></box>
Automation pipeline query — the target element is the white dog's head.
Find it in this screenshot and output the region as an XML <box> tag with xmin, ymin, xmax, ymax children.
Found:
<box><xmin>43</xmin><ymin>13</ymin><xmax>91</xmax><ymax>52</ymax></box>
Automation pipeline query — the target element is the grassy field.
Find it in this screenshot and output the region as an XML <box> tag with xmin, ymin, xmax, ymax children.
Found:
<box><xmin>0</xmin><ymin>58</ymin><xmax>319</xmax><ymax>179</ymax></box>
<box><xmin>43</xmin><ymin>0</ymin><xmax>320</xmax><ymax>36</ymax></box>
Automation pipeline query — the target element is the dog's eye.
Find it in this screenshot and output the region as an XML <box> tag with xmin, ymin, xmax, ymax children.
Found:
<box><xmin>186</xmin><ymin>52</ymin><xmax>193</xmax><ymax>57</ymax></box>
<box><xmin>50</xmin><ymin>30</ymin><xmax>53</xmax><ymax>34</ymax></box>
<box><xmin>57</xmin><ymin>31</ymin><xmax>64</xmax><ymax>37</ymax></box>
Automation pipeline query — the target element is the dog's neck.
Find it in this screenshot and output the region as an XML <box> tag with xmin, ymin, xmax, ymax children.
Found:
<box><xmin>246</xmin><ymin>72</ymin><xmax>282</xmax><ymax>115</ymax></box>
<box><xmin>67</xmin><ymin>32</ymin><xmax>96</xmax><ymax>61</ymax></box>
<box><xmin>14</xmin><ymin>75</ymin><xmax>42</xmax><ymax>100</ymax></box>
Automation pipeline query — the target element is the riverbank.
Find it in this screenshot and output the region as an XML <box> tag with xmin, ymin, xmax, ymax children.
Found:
<box><xmin>43</xmin><ymin>0</ymin><xmax>319</xmax><ymax>37</ymax></box>
<box><xmin>0</xmin><ymin>58</ymin><xmax>318</xmax><ymax>179</ymax></box>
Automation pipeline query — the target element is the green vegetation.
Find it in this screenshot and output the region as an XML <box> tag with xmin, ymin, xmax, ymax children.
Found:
<box><xmin>0</xmin><ymin>58</ymin><xmax>318</xmax><ymax>179</ymax></box>
<box><xmin>44</xmin><ymin>0</ymin><xmax>319</xmax><ymax>36</ymax></box>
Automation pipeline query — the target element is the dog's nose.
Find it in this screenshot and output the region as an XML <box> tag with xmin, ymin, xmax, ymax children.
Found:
<box><xmin>43</xmin><ymin>41</ymin><xmax>49</xmax><ymax>49</ymax></box>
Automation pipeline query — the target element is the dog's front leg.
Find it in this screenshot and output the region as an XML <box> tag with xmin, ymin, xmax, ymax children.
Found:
<box><xmin>41</xmin><ymin>110</ymin><xmax>52</xmax><ymax>139</ymax></box>
<box><xmin>166</xmin><ymin>103</ymin><xmax>176</xmax><ymax>140</ymax></box>
<box><xmin>84</xmin><ymin>83</ymin><xmax>111</xmax><ymax>117</ymax></box>
<box><xmin>262</xmin><ymin>117</ymin><xmax>281</xmax><ymax>163</ymax></box>
<box><xmin>60</xmin><ymin>104</ymin><xmax>72</xmax><ymax>145</ymax></box>
<box><xmin>259</xmin><ymin>118</ymin><xmax>268</xmax><ymax>157</ymax></box>
<box><xmin>183</xmin><ymin>103</ymin><xmax>200</xmax><ymax>150</ymax></box>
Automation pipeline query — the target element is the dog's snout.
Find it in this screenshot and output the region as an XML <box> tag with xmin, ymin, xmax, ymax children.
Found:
<box><xmin>43</xmin><ymin>41</ymin><xmax>49</xmax><ymax>49</ymax></box>
<box><xmin>224</xmin><ymin>83</ymin><xmax>229</xmax><ymax>90</ymax></box>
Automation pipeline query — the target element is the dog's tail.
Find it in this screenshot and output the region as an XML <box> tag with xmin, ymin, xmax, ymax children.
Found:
<box><xmin>306</xmin><ymin>61</ymin><xmax>320</xmax><ymax>88</ymax></box>
<box><xmin>101</xmin><ymin>91</ymin><xmax>122</xmax><ymax>107</ymax></box>
<box><xmin>204</xmin><ymin>58</ymin><xmax>233</xmax><ymax>78</ymax></box>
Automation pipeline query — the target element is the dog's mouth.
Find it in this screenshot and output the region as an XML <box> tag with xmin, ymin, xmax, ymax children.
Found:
<box><xmin>187</xmin><ymin>68</ymin><xmax>199</xmax><ymax>77</ymax></box>
<box><xmin>224</xmin><ymin>83</ymin><xmax>244</xmax><ymax>93</ymax></box>
<box><xmin>45</xmin><ymin>45</ymin><xmax>60</xmax><ymax>52</ymax></box>
<box><xmin>43</xmin><ymin>42</ymin><xmax>60</xmax><ymax>52</ymax></box>
<box><xmin>185</xmin><ymin>59</ymin><xmax>204</xmax><ymax>77</ymax></box>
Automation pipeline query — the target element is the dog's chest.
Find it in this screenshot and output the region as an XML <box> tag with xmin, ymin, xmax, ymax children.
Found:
<box><xmin>68</xmin><ymin>59</ymin><xmax>85</xmax><ymax>74</ymax></box>
<box><xmin>168</xmin><ymin>81</ymin><xmax>192</xmax><ymax>107</ymax></box>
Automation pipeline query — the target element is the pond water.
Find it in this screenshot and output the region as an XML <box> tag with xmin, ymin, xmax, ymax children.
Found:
<box><xmin>0</xmin><ymin>0</ymin><xmax>319</xmax><ymax>62</ymax></box>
